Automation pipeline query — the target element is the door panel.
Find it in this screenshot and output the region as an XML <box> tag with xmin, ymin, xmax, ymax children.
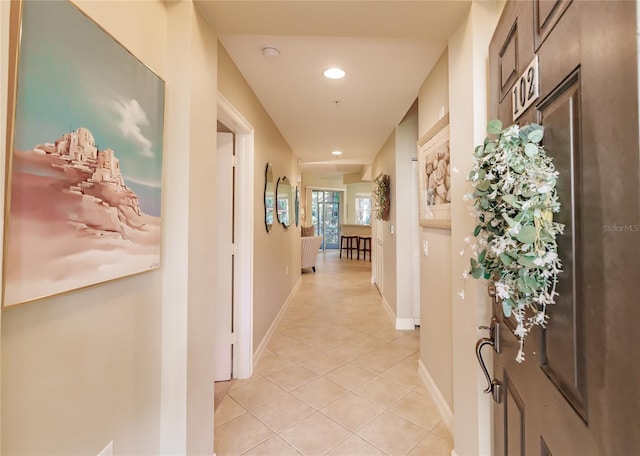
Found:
<box><xmin>489</xmin><ymin>1</ymin><xmax>640</xmax><ymax>455</ymax></box>
<box><xmin>504</xmin><ymin>372</ymin><xmax>525</xmax><ymax>456</ymax></box>
<box><xmin>536</xmin><ymin>71</ymin><xmax>587</xmax><ymax>420</ymax></box>
<box><xmin>533</xmin><ymin>0</ymin><xmax>572</xmax><ymax>49</ymax></box>
<box><xmin>498</xmin><ymin>20</ymin><xmax>519</xmax><ymax>103</ymax></box>
<box><xmin>214</xmin><ymin>132</ymin><xmax>234</xmax><ymax>382</ymax></box>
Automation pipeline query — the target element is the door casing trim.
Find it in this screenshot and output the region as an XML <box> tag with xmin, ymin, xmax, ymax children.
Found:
<box><xmin>218</xmin><ymin>92</ymin><xmax>254</xmax><ymax>379</ymax></box>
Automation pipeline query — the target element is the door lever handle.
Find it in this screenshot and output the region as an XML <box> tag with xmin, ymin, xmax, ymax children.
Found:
<box><xmin>476</xmin><ymin>337</ymin><xmax>495</xmax><ymax>394</ymax></box>
<box><xmin>479</xmin><ymin>318</ymin><xmax>501</xmax><ymax>354</ymax></box>
<box><xmin>476</xmin><ymin>337</ymin><xmax>503</xmax><ymax>403</ymax></box>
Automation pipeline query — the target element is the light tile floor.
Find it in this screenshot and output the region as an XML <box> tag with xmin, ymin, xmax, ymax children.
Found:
<box><xmin>214</xmin><ymin>251</ymin><xmax>453</xmax><ymax>456</ymax></box>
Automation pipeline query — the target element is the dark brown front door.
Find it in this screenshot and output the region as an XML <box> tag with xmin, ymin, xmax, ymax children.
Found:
<box><xmin>487</xmin><ymin>1</ymin><xmax>640</xmax><ymax>454</ymax></box>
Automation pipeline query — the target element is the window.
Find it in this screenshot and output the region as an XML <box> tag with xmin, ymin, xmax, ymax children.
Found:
<box><xmin>355</xmin><ymin>193</ymin><xmax>372</xmax><ymax>225</ymax></box>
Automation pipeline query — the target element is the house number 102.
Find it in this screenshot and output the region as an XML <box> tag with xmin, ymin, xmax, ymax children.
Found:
<box><xmin>512</xmin><ymin>55</ymin><xmax>539</xmax><ymax>121</ymax></box>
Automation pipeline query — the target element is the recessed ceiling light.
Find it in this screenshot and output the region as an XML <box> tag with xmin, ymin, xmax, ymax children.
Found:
<box><xmin>324</xmin><ymin>68</ymin><xmax>346</xmax><ymax>79</ymax></box>
<box><xmin>261</xmin><ymin>46</ymin><xmax>280</xmax><ymax>60</ymax></box>
<box><xmin>332</xmin><ymin>150</ymin><xmax>343</xmax><ymax>156</ymax></box>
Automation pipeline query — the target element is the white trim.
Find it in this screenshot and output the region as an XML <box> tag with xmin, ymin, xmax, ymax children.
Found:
<box><xmin>381</xmin><ymin>294</ymin><xmax>396</xmax><ymax>326</ymax></box>
<box><xmin>253</xmin><ymin>277</ymin><xmax>302</xmax><ymax>366</ymax></box>
<box><xmin>396</xmin><ymin>318</ymin><xmax>416</xmax><ymax>330</ymax></box>
<box><xmin>218</xmin><ymin>92</ymin><xmax>254</xmax><ymax>379</ymax></box>
<box><xmin>418</xmin><ymin>359</ymin><xmax>454</xmax><ymax>433</ymax></box>
<box><xmin>304</xmin><ymin>185</ymin><xmax>345</xmax><ymax>192</ymax></box>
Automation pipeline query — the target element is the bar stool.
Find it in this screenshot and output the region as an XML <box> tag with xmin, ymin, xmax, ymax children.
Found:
<box><xmin>340</xmin><ymin>235</ymin><xmax>358</xmax><ymax>259</ymax></box>
<box><xmin>358</xmin><ymin>236</ymin><xmax>372</xmax><ymax>261</ymax></box>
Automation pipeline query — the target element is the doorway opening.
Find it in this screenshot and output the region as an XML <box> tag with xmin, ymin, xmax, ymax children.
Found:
<box><xmin>311</xmin><ymin>190</ymin><xmax>341</xmax><ymax>250</ymax></box>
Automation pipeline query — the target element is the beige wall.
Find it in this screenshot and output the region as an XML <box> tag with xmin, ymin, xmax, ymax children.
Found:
<box><xmin>372</xmin><ymin>131</ymin><xmax>397</xmax><ymax>314</ymax></box>
<box><xmin>345</xmin><ymin>182</ymin><xmax>372</xmax><ymax>225</ymax></box>
<box><xmin>2</xmin><ymin>1</ymin><xmax>227</xmax><ymax>454</ymax></box>
<box><xmin>217</xmin><ymin>44</ymin><xmax>301</xmax><ymax>352</ymax></box>
<box><xmin>419</xmin><ymin>49</ymin><xmax>449</xmax><ymax>134</ymax></box>
<box><xmin>419</xmin><ymin>227</ymin><xmax>453</xmax><ymax>406</ymax></box>
<box><xmin>448</xmin><ymin>3</ymin><xmax>500</xmax><ymax>455</ymax></box>
<box><xmin>417</xmin><ymin>49</ymin><xmax>454</xmax><ymax>409</ymax></box>
<box><xmin>371</xmin><ymin>101</ymin><xmax>418</xmax><ymax>326</ymax></box>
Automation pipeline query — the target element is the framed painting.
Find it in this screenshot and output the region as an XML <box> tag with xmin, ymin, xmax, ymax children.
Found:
<box><xmin>417</xmin><ymin>114</ymin><xmax>451</xmax><ymax>229</ymax></box>
<box><xmin>3</xmin><ymin>0</ymin><xmax>165</xmax><ymax>307</ymax></box>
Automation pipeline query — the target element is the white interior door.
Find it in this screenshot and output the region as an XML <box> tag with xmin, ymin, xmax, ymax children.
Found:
<box><xmin>214</xmin><ymin>132</ymin><xmax>234</xmax><ymax>381</ymax></box>
<box><xmin>412</xmin><ymin>160</ymin><xmax>420</xmax><ymax>326</ymax></box>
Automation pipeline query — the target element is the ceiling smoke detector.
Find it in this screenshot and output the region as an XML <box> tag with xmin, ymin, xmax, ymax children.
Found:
<box><xmin>261</xmin><ymin>46</ymin><xmax>280</xmax><ymax>60</ymax></box>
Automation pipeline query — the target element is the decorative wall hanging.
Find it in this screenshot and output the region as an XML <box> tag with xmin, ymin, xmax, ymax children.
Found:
<box><xmin>373</xmin><ymin>174</ymin><xmax>391</xmax><ymax>221</ymax></box>
<box><xmin>264</xmin><ymin>163</ymin><xmax>275</xmax><ymax>233</ymax></box>
<box><xmin>3</xmin><ymin>0</ymin><xmax>165</xmax><ymax>307</ymax></box>
<box><xmin>418</xmin><ymin>114</ymin><xmax>451</xmax><ymax>229</ymax></box>
<box><xmin>462</xmin><ymin>120</ymin><xmax>564</xmax><ymax>362</ymax></box>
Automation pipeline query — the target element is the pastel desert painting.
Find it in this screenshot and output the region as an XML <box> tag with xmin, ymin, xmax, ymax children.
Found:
<box><xmin>5</xmin><ymin>1</ymin><xmax>164</xmax><ymax>306</ymax></box>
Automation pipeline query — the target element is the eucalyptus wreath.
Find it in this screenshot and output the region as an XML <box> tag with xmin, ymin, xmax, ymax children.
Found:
<box><xmin>374</xmin><ymin>174</ymin><xmax>391</xmax><ymax>221</ymax></box>
<box><xmin>464</xmin><ymin>119</ymin><xmax>564</xmax><ymax>362</ymax></box>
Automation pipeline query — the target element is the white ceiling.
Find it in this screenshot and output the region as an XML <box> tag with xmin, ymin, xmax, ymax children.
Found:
<box><xmin>196</xmin><ymin>1</ymin><xmax>471</xmax><ymax>180</ymax></box>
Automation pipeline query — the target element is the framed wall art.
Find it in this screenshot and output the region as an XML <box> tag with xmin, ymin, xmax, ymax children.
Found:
<box><xmin>3</xmin><ymin>0</ymin><xmax>165</xmax><ymax>307</ymax></box>
<box><xmin>417</xmin><ymin>114</ymin><xmax>451</xmax><ymax>229</ymax></box>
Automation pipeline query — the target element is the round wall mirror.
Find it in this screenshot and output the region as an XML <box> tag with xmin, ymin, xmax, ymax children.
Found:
<box><xmin>264</xmin><ymin>163</ymin><xmax>275</xmax><ymax>233</ymax></box>
<box><xmin>295</xmin><ymin>186</ymin><xmax>300</xmax><ymax>227</ymax></box>
<box><xmin>276</xmin><ymin>176</ymin><xmax>293</xmax><ymax>229</ymax></box>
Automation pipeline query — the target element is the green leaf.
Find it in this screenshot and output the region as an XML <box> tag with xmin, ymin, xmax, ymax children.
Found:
<box><xmin>525</xmin><ymin>143</ymin><xmax>539</xmax><ymax>157</ymax></box>
<box><xmin>503</xmin><ymin>213</ymin><xmax>518</xmax><ymax>228</ymax></box>
<box><xmin>480</xmin><ymin>198</ymin><xmax>490</xmax><ymax>210</ymax></box>
<box><xmin>470</xmin><ymin>260</ymin><xmax>483</xmax><ymax>279</ymax></box>
<box><xmin>502</xmin><ymin>194</ymin><xmax>516</xmax><ymax>206</ymax></box>
<box><xmin>539</xmin><ymin>229</ymin><xmax>553</xmax><ymax>242</ymax></box>
<box><xmin>516</xmin><ymin>225</ymin><xmax>537</xmax><ymax>244</ymax></box>
<box><xmin>487</xmin><ymin>119</ymin><xmax>503</xmax><ymax>135</ymax></box>
<box><xmin>484</xmin><ymin>142</ymin><xmax>497</xmax><ymax>153</ymax></box>
<box><xmin>476</xmin><ymin>180</ymin><xmax>491</xmax><ymax>192</ymax></box>
<box><xmin>528</xmin><ymin>128</ymin><xmax>544</xmax><ymax>143</ymax></box>
<box><xmin>517</xmin><ymin>255</ymin><xmax>537</xmax><ymax>269</ymax></box>
<box><xmin>478</xmin><ymin>249</ymin><xmax>487</xmax><ymax>264</ymax></box>
<box><xmin>502</xmin><ymin>300</ymin><xmax>512</xmax><ymax>317</ymax></box>
<box><xmin>474</xmin><ymin>225</ymin><xmax>482</xmax><ymax>237</ymax></box>
<box><xmin>518</xmin><ymin>130</ymin><xmax>530</xmax><ymax>143</ymax></box>
<box><xmin>500</xmin><ymin>253</ymin><xmax>513</xmax><ymax>266</ymax></box>
<box><xmin>516</xmin><ymin>210</ymin><xmax>533</xmax><ymax>223</ymax></box>
<box><xmin>525</xmin><ymin>276</ymin><xmax>541</xmax><ymax>291</ymax></box>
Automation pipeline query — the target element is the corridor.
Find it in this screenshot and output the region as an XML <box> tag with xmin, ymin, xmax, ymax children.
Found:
<box><xmin>214</xmin><ymin>252</ymin><xmax>452</xmax><ymax>455</ymax></box>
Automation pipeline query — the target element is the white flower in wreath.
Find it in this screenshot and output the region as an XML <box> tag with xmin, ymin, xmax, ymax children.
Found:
<box><xmin>495</xmin><ymin>281</ymin><xmax>511</xmax><ymax>300</ymax></box>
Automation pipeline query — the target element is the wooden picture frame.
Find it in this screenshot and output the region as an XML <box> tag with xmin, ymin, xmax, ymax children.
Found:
<box><xmin>417</xmin><ymin>114</ymin><xmax>451</xmax><ymax>229</ymax></box>
<box><xmin>3</xmin><ymin>0</ymin><xmax>165</xmax><ymax>307</ymax></box>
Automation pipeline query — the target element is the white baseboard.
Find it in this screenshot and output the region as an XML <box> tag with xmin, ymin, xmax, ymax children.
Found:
<box><xmin>418</xmin><ymin>359</ymin><xmax>454</xmax><ymax>433</ymax></box>
<box><xmin>396</xmin><ymin>318</ymin><xmax>415</xmax><ymax>330</ymax></box>
<box><xmin>253</xmin><ymin>276</ymin><xmax>302</xmax><ymax>367</ymax></box>
<box><xmin>381</xmin><ymin>294</ymin><xmax>396</xmax><ymax>326</ymax></box>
